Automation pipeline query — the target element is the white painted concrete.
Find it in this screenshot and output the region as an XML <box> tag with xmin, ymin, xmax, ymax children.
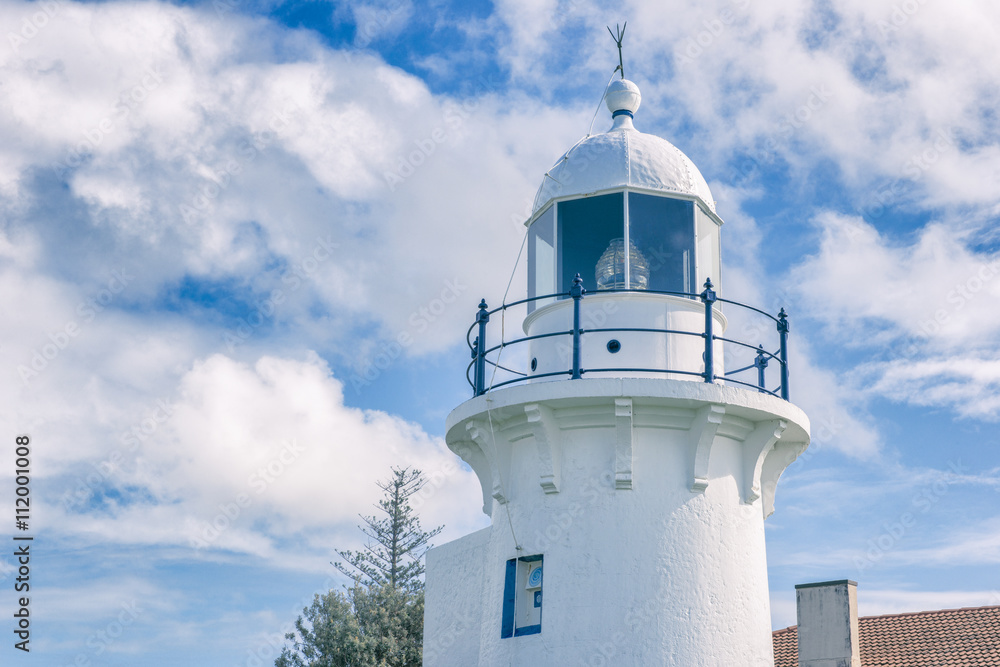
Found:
<box><xmin>423</xmin><ymin>527</ymin><xmax>489</xmax><ymax>667</ymax></box>
<box><xmin>795</xmin><ymin>580</ymin><xmax>861</xmax><ymax>667</ymax></box>
<box><xmin>522</xmin><ymin>292</ymin><xmax>727</xmax><ymax>384</ymax></box>
<box><xmin>423</xmin><ymin>379</ymin><xmax>809</xmax><ymax>666</ymax></box>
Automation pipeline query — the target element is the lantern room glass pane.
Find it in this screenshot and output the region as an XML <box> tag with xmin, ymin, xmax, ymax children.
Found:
<box><xmin>557</xmin><ymin>193</ymin><xmax>625</xmax><ymax>293</ymax></box>
<box><xmin>527</xmin><ymin>205</ymin><xmax>556</xmax><ymax>314</ymax></box>
<box><xmin>696</xmin><ymin>205</ymin><xmax>721</xmax><ymax>293</ymax></box>
<box><xmin>627</xmin><ymin>193</ymin><xmax>695</xmax><ymax>294</ymax></box>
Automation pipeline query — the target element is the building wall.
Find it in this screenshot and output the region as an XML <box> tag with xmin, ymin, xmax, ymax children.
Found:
<box><xmin>423</xmin><ymin>527</ymin><xmax>490</xmax><ymax>667</ymax></box>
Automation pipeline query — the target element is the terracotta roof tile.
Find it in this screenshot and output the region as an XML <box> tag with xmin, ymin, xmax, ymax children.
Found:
<box><xmin>772</xmin><ymin>605</ymin><xmax>1000</xmax><ymax>667</ymax></box>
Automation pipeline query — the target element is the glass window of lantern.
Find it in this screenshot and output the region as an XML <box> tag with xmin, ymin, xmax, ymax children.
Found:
<box><xmin>626</xmin><ymin>193</ymin><xmax>695</xmax><ymax>294</ymax></box>
<box><xmin>527</xmin><ymin>205</ymin><xmax>556</xmax><ymax>313</ymax></box>
<box><xmin>696</xmin><ymin>205</ymin><xmax>721</xmax><ymax>293</ymax></box>
<box><xmin>557</xmin><ymin>193</ymin><xmax>625</xmax><ymax>293</ymax></box>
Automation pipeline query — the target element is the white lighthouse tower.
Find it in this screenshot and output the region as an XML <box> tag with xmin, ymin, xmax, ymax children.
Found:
<box><xmin>423</xmin><ymin>73</ymin><xmax>811</xmax><ymax>666</ymax></box>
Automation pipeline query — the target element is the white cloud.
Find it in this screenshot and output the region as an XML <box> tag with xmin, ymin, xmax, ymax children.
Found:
<box><xmin>507</xmin><ymin>0</ymin><xmax>1000</xmax><ymax>221</ymax></box>
<box><xmin>0</xmin><ymin>0</ymin><xmax>582</xmax><ymax>370</ymax></box>
<box><xmin>862</xmin><ymin>358</ymin><xmax>1000</xmax><ymax>420</ymax></box>
<box><xmin>349</xmin><ymin>0</ymin><xmax>415</xmax><ymax>48</ymax></box>
<box><xmin>795</xmin><ymin>213</ymin><xmax>1000</xmax><ymax>344</ymax></box>
<box><xmin>36</xmin><ymin>352</ymin><xmax>487</xmax><ymax>565</ymax></box>
<box><xmin>860</xmin><ymin>587</ymin><xmax>1000</xmax><ymax>616</ymax></box>
<box><xmin>773</xmin><ymin>586</ymin><xmax>1000</xmax><ymax>630</ymax></box>
<box><xmin>879</xmin><ymin>517</ymin><xmax>1000</xmax><ymax>568</ymax></box>
<box><xmin>790</xmin><ymin>212</ymin><xmax>1000</xmax><ymax>419</ymax></box>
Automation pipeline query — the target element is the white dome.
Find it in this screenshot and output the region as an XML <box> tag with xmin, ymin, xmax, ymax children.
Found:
<box><xmin>532</xmin><ymin>81</ymin><xmax>716</xmax><ymax>216</ymax></box>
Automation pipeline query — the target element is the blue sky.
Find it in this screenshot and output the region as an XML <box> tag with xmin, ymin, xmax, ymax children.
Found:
<box><xmin>1</xmin><ymin>0</ymin><xmax>999</xmax><ymax>664</ymax></box>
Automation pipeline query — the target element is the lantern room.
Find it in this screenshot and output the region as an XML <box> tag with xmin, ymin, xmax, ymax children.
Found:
<box><xmin>463</xmin><ymin>77</ymin><xmax>792</xmax><ymax>400</ymax></box>
<box><xmin>526</xmin><ymin>78</ymin><xmax>722</xmax><ymax>313</ymax></box>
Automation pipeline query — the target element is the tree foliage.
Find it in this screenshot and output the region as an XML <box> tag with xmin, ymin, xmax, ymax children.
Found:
<box><xmin>275</xmin><ymin>583</ymin><xmax>424</xmax><ymax>667</ymax></box>
<box><xmin>276</xmin><ymin>467</ymin><xmax>442</xmax><ymax>667</ymax></box>
<box><xmin>334</xmin><ymin>466</ymin><xmax>443</xmax><ymax>593</ymax></box>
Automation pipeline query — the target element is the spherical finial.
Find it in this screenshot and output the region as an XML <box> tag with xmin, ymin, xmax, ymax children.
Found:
<box><xmin>605</xmin><ymin>79</ymin><xmax>641</xmax><ymax>117</ymax></box>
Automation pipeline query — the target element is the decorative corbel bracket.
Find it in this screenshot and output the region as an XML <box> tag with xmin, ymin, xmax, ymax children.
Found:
<box><xmin>742</xmin><ymin>419</ymin><xmax>787</xmax><ymax>505</ymax></box>
<box><xmin>759</xmin><ymin>440</ymin><xmax>809</xmax><ymax>518</ymax></box>
<box><xmin>466</xmin><ymin>420</ymin><xmax>510</xmax><ymax>509</ymax></box>
<box><xmin>525</xmin><ymin>403</ymin><xmax>561</xmax><ymax>494</ymax></box>
<box><xmin>688</xmin><ymin>403</ymin><xmax>726</xmax><ymax>492</ymax></box>
<box><xmin>614</xmin><ymin>398</ymin><xmax>633</xmax><ymax>490</ymax></box>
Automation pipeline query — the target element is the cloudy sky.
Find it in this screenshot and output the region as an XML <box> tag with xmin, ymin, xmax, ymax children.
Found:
<box><xmin>1</xmin><ymin>0</ymin><xmax>999</xmax><ymax>663</ymax></box>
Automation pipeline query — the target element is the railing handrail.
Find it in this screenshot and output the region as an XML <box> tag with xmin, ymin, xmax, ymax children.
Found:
<box><xmin>467</xmin><ymin>277</ymin><xmax>791</xmax><ymax>401</ymax></box>
<box><xmin>465</xmin><ymin>287</ymin><xmax>710</xmax><ymax>349</ymax></box>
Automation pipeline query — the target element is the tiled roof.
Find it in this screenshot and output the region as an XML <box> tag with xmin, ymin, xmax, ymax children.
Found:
<box><xmin>772</xmin><ymin>605</ymin><xmax>1000</xmax><ymax>667</ymax></box>
<box><xmin>772</xmin><ymin>624</ymin><xmax>798</xmax><ymax>666</ymax></box>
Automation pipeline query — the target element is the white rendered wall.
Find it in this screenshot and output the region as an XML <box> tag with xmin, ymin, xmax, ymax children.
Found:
<box><xmin>444</xmin><ymin>378</ymin><xmax>809</xmax><ymax>666</ymax></box>
<box><xmin>523</xmin><ymin>293</ymin><xmax>727</xmax><ymax>384</ymax></box>
<box><xmin>423</xmin><ymin>527</ymin><xmax>490</xmax><ymax>667</ymax></box>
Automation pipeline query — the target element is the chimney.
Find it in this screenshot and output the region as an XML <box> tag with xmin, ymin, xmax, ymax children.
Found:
<box><xmin>795</xmin><ymin>580</ymin><xmax>861</xmax><ymax>667</ymax></box>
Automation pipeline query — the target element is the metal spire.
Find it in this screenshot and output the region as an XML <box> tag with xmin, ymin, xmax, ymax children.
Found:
<box><xmin>607</xmin><ymin>22</ymin><xmax>627</xmax><ymax>79</ymax></box>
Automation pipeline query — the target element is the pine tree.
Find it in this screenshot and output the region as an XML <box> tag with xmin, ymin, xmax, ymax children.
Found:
<box><xmin>276</xmin><ymin>467</ymin><xmax>443</xmax><ymax>667</ymax></box>
<box><xmin>276</xmin><ymin>584</ymin><xmax>424</xmax><ymax>667</ymax></box>
<box><xmin>334</xmin><ymin>466</ymin><xmax>443</xmax><ymax>593</ymax></box>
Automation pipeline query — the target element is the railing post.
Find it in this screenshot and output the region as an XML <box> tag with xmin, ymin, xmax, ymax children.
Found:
<box><xmin>570</xmin><ymin>274</ymin><xmax>585</xmax><ymax>380</ymax></box>
<box><xmin>777</xmin><ymin>308</ymin><xmax>789</xmax><ymax>400</ymax></box>
<box><xmin>471</xmin><ymin>336</ymin><xmax>480</xmax><ymax>397</ymax></box>
<box><xmin>701</xmin><ymin>278</ymin><xmax>716</xmax><ymax>383</ymax></box>
<box><xmin>475</xmin><ymin>299</ymin><xmax>489</xmax><ymax>396</ymax></box>
<box><xmin>755</xmin><ymin>345</ymin><xmax>768</xmax><ymax>393</ymax></box>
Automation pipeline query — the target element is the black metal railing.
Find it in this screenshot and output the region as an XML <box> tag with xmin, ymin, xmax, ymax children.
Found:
<box><xmin>466</xmin><ymin>275</ymin><xmax>791</xmax><ymax>400</ymax></box>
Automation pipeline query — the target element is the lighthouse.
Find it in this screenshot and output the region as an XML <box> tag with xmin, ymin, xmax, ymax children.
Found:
<box><xmin>423</xmin><ymin>73</ymin><xmax>811</xmax><ymax>666</ymax></box>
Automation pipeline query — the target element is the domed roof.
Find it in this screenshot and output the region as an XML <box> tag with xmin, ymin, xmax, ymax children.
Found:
<box><xmin>532</xmin><ymin>80</ymin><xmax>716</xmax><ymax>216</ymax></box>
